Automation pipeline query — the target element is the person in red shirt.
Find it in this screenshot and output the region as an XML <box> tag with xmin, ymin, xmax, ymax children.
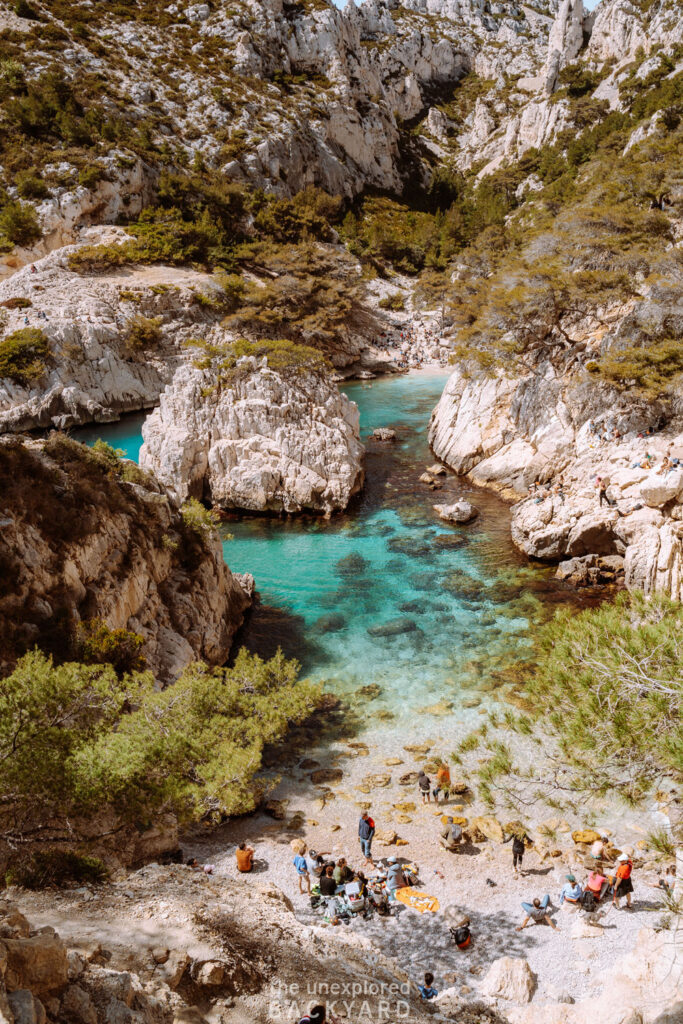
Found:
<box><xmin>613</xmin><ymin>853</ymin><xmax>634</xmax><ymax>909</ymax></box>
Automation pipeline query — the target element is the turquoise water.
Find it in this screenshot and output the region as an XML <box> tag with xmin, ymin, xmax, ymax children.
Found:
<box><xmin>76</xmin><ymin>371</ymin><xmax>578</xmax><ymax>735</ymax></box>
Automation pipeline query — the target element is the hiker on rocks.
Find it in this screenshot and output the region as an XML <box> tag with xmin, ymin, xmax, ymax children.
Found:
<box><xmin>434</xmin><ymin>762</ymin><xmax>451</xmax><ymax>802</ymax></box>
<box><xmin>503</xmin><ymin>828</ymin><xmax>530</xmax><ymax>876</ymax></box>
<box><xmin>516</xmin><ymin>895</ymin><xmax>557</xmax><ymax>931</ymax></box>
<box><xmin>319</xmin><ymin>864</ymin><xmax>337</xmax><ymax>897</ymax></box>
<box><xmin>358</xmin><ymin>811</ymin><xmax>375</xmax><ymax>864</ymax></box>
<box><xmin>418</xmin><ymin>770</ymin><xmax>432</xmax><ymax>804</ymax></box>
<box><xmin>440</xmin><ymin>817</ymin><xmax>463</xmax><ymax>852</ymax></box>
<box><xmin>235</xmin><ymin>842</ymin><xmax>254</xmax><ymax>873</ymax></box>
<box><xmin>293</xmin><ymin>850</ymin><xmax>311</xmax><ymax>894</ymax></box>
<box><xmin>596</xmin><ymin>476</ymin><xmax>615</xmax><ymax>507</ymax></box>
<box><xmin>612</xmin><ymin>853</ymin><xmax>634</xmax><ymax>909</ymax></box>
<box><xmin>450</xmin><ymin>916</ymin><xmax>472</xmax><ymax>950</ymax></box>
<box><xmin>559</xmin><ymin>874</ymin><xmax>583</xmax><ymax>906</ymax></box>
<box><xmin>418</xmin><ymin>971</ymin><xmax>438</xmax><ymax>1000</ymax></box>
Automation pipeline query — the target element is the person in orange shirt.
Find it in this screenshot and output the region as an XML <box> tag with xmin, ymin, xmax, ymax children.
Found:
<box><xmin>434</xmin><ymin>763</ymin><xmax>451</xmax><ymax>804</ymax></box>
<box><xmin>235</xmin><ymin>841</ymin><xmax>254</xmax><ymax>872</ymax></box>
<box><xmin>613</xmin><ymin>853</ymin><xmax>634</xmax><ymax>909</ymax></box>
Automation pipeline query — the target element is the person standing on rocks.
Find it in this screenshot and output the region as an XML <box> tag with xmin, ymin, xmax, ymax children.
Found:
<box><xmin>293</xmin><ymin>850</ymin><xmax>311</xmax><ymax>895</ymax></box>
<box><xmin>612</xmin><ymin>853</ymin><xmax>634</xmax><ymax>909</ymax></box>
<box><xmin>503</xmin><ymin>827</ymin><xmax>531</xmax><ymax>876</ymax></box>
<box><xmin>358</xmin><ymin>811</ymin><xmax>375</xmax><ymax>865</ymax></box>
<box><xmin>434</xmin><ymin>762</ymin><xmax>451</xmax><ymax>803</ymax></box>
<box><xmin>418</xmin><ymin>770</ymin><xmax>432</xmax><ymax>804</ymax></box>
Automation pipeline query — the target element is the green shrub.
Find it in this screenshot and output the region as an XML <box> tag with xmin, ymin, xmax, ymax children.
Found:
<box><xmin>0</xmin><ymin>201</ymin><xmax>42</xmax><ymax>247</ymax></box>
<box><xmin>125</xmin><ymin>314</ymin><xmax>163</xmax><ymax>352</ymax></box>
<box><xmin>7</xmin><ymin>851</ymin><xmax>108</xmax><ymax>890</ymax></box>
<box><xmin>0</xmin><ymin>327</ymin><xmax>48</xmax><ymax>385</ymax></box>
<box><xmin>0</xmin><ymin>296</ymin><xmax>31</xmax><ymax>309</ymax></box>
<box><xmin>76</xmin><ymin>618</ymin><xmax>146</xmax><ymax>675</ymax></box>
<box><xmin>78</xmin><ymin>164</ymin><xmax>107</xmax><ymax>189</ymax></box>
<box><xmin>587</xmin><ymin>338</ymin><xmax>683</xmax><ymax>398</ymax></box>
<box><xmin>181</xmin><ymin>497</ymin><xmax>218</xmax><ymax>536</ymax></box>
<box><xmin>14</xmin><ymin>0</ymin><xmax>40</xmax><ymax>20</ymax></box>
<box><xmin>378</xmin><ymin>292</ymin><xmax>405</xmax><ymax>311</ymax></box>
<box><xmin>16</xmin><ymin>171</ymin><xmax>48</xmax><ymax>200</ymax></box>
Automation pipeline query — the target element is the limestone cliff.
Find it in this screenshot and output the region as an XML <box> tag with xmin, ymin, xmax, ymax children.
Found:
<box><xmin>139</xmin><ymin>356</ymin><xmax>365</xmax><ymax>514</ymax></box>
<box><xmin>0</xmin><ymin>434</ymin><xmax>250</xmax><ymax>682</ymax></box>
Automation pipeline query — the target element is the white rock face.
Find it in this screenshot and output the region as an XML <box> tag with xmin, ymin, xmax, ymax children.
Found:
<box><xmin>140</xmin><ymin>360</ymin><xmax>365</xmax><ymax>514</ymax></box>
<box><xmin>429</xmin><ymin>362</ymin><xmax>683</xmax><ymax>601</ymax></box>
<box><xmin>481</xmin><ymin>956</ymin><xmax>536</xmax><ymax>1003</ymax></box>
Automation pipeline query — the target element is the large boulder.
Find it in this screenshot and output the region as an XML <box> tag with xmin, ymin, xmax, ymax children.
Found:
<box><xmin>140</xmin><ymin>360</ymin><xmax>365</xmax><ymax>514</ymax></box>
<box><xmin>640</xmin><ymin>471</ymin><xmax>683</xmax><ymax>508</ymax></box>
<box><xmin>481</xmin><ymin>957</ymin><xmax>535</xmax><ymax>1003</ymax></box>
<box><xmin>433</xmin><ymin>500</ymin><xmax>479</xmax><ymax>523</ymax></box>
<box><xmin>3</xmin><ymin>935</ymin><xmax>68</xmax><ymax>1000</ymax></box>
<box><xmin>471</xmin><ymin>816</ymin><xmax>505</xmax><ymax>843</ymax></box>
<box><xmin>566</xmin><ymin>510</ymin><xmax>619</xmax><ymax>557</ymax></box>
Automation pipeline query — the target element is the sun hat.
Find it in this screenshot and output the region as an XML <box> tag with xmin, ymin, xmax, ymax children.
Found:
<box><xmin>566</xmin><ymin>874</ymin><xmax>576</xmax><ymax>882</ymax></box>
<box><xmin>617</xmin><ymin>853</ymin><xmax>629</xmax><ymax>861</ymax></box>
<box><xmin>388</xmin><ymin>856</ymin><xmax>398</xmax><ymax>863</ymax></box>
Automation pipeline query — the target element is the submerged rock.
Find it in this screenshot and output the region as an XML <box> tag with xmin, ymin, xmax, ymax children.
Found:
<box><xmin>371</xmin><ymin>428</ymin><xmax>397</xmax><ymax>441</ymax></box>
<box><xmin>313</xmin><ymin>612</ymin><xmax>347</xmax><ymax>633</ymax></box>
<box><xmin>336</xmin><ymin>552</ymin><xmax>369</xmax><ymax>577</ymax></box>
<box><xmin>140</xmin><ymin>360</ymin><xmax>365</xmax><ymax>514</ymax></box>
<box><xmin>367</xmin><ymin>617</ymin><xmax>417</xmax><ymax>637</ymax></box>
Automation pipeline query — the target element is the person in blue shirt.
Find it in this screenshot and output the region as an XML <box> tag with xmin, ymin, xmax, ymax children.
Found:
<box><xmin>418</xmin><ymin>972</ymin><xmax>438</xmax><ymax>1000</ymax></box>
<box><xmin>559</xmin><ymin>874</ymin><xmax>583</xmax><ymax>905</ymax></box>
<box><xmin>293</xmin><ymin>852</ymin><xmax>310</xmax><ymax>894</ymax></box>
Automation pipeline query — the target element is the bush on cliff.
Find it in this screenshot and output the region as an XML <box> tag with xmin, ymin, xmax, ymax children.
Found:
<box><xmin>0</xmin><ymin>200</ymin><xmax>42</xmax><ymax>248</ymax></box>
<box><xmin>0</xmin><ymin>647</ymin><xmax>320</xmax><ymax>851</ymax></box>
<box><xmin>0</xmin><ymin>326</ymin><xmax>48</xmax><ymax>384</ymax></box>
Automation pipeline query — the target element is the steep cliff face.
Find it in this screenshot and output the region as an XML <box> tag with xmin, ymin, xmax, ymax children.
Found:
<box><xmin>0</xmin><ymin>434</ymin><xmax>250</xmax><ymax>681</ymax></box>
<box><xmin>430</xmin><ymin>362</ymin><xmax>683</xmax><ymax>600</ymax></box>
<box><xmin>140</xmin><ymin>356</ymin><xmax>365</xmax><ymax>514</ymax></box>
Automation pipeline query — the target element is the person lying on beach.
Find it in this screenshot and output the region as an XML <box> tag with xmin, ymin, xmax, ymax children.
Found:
<box><xmin>516</xmin><ymin>895</ymin><xmax>557</xmax><ymax>931</ymax></box>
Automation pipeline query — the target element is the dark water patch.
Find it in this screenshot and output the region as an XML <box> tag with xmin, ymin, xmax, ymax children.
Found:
<box><xmin>312</xmin><ymin>612</ymin><xmax>347</xmax><ymax>634</ymax></box>
<box><xmin>336</xmin><ymin>551</ymin><xmax>370</xmax><ymax>577</ymax></box>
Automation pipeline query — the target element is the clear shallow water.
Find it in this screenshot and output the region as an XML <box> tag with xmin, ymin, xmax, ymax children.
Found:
<box><xmin>75</xmin><ymin>372</ymin><xmax>582</xmax><ymax>736</ymax></box>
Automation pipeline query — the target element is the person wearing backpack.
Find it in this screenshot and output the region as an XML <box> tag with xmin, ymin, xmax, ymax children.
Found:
<box><xmin>298</xmin><ymin>1006</ymin><xmax>339</xmax><ymax>1024</ymax></box>
<box><xmin>613</xmin><ymin>853</ymin><xmax>634</xmax><ymax>909</ymax></box>
<box><xmin>503</xmin><ymin>828</ymin><xmax>531</xmax><ymax>876</ymax></box>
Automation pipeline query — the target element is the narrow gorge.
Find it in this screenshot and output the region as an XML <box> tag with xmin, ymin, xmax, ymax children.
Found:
<box><xmin>0</xmin><ymin>0</ymin><xmax>681</xmax><ymax>1021</ymax></box>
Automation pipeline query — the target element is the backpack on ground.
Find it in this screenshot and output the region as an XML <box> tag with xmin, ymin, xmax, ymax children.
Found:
<box><xmin>581</xmin><ymin>890</ymin><xmax>597</xmax><ymax>912</ymax></box>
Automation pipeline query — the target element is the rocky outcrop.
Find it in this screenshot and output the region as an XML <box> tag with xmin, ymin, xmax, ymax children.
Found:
<box><xmin>429</xmin><ymin>363</ymin><xmax>683</xmax><ymax>600</ymax></box>
<box><xmin>0</xmin><ymin>435</ymin><xmax>249</xmax><ymax>682</ymax></box>
<box><xmin>0</xmin><ymin>239</ymin><xmax>222</xmax><ymax>433</ymax></box>
<box><xmin>140</xmin><ymin>358</ymin><xmax>364</xmax><ymax>514</ymax></box>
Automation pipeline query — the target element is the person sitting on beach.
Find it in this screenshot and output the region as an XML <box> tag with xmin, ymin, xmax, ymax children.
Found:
<box><xmin>418</xmin><ymin>972</ymin><xmax>438</xmax><ymax>1000</ymax></box>
<box><xmin>333</xmin><ymin>857</ymin><xmax>353</xmax><ymax>887</ymax></box>
<box><xmin>585</xmin><ymin>869</ymin><xmax>609</xmax><ymax>902</ymax></box>
<box><xmin>659</xmin><ymin>456</ymin><xmax>672</xmax><ymax>475</ymax></box>
<box><xmin>653</xmin><ymin>865</ymin><xmax>676</xmax><ymax>894</ymax></box>
<box><xmin>450</xmin><ymin>916</ymin><xmax>472</xmax><ymax>950</ymax></box>
<box><xmin>589</xmin><ymin>833</ymin><xmax>609</xmax><ymax>862</ymax></box>
<box><xmin>386</xmin><ymin>856</ymin><xmax>407</xmax><ymax>896</ymax></box>
<box><xmin>319</xmin><ymin>865</ymin><xmax>337</xmax><ymax>897</ymax></box>
<box><xmin>559</xmin><ymin>874</ymin><xmax>583</xmax><ymax>905</ymax></box>
<box><xmin>418</xmin><ymin>771</ymin><xmax>432</xmax><ymax>804</ymax></box>
<box><xmin>235</xmin><ymin>842</ymin><xmax>254</xmax><ymax>872</ymax></box>
<box><xmin>516</xmin><ymin>895</ymin><xmax>557</xmax><ymax>931</ymax></box>
<box><xmin>440</xmin><ymin>817</ymin><xmax>463</xmax><ymax>852</ymax></box>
